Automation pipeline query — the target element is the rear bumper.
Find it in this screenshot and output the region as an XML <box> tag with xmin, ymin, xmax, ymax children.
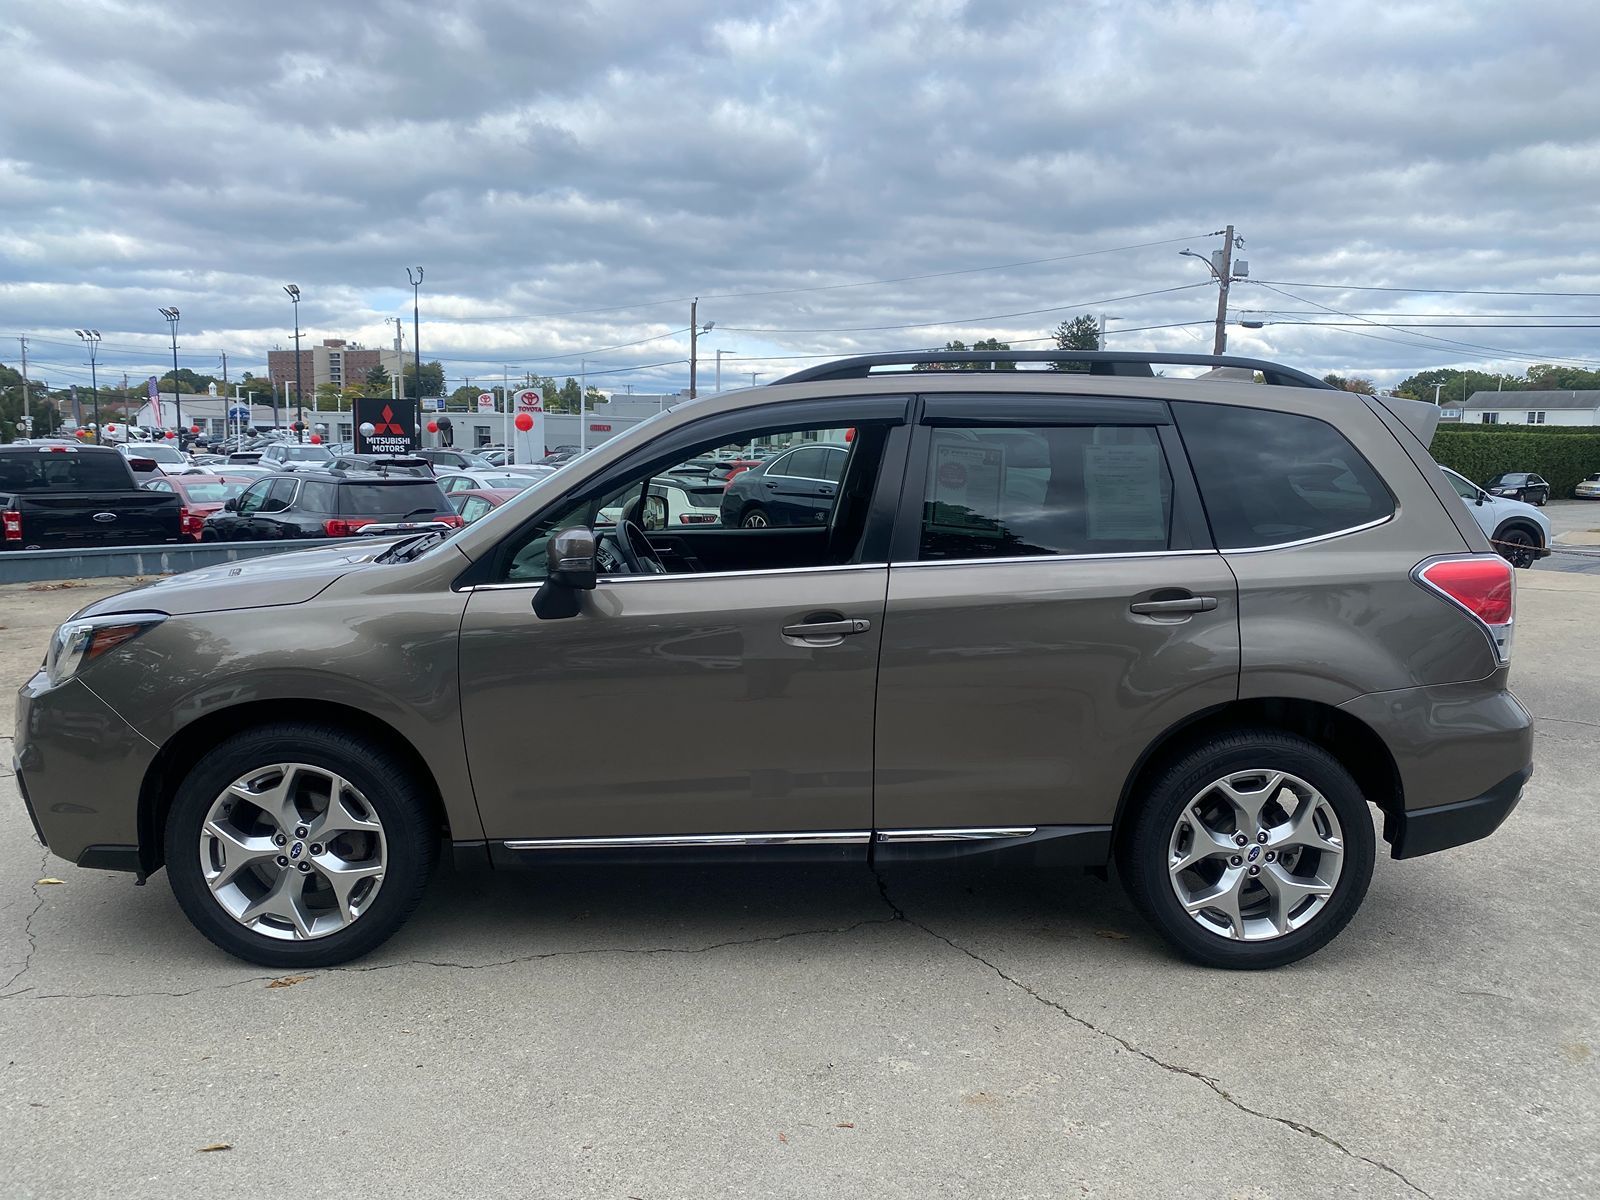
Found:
<box><xmin>1386</xmin><ymin>765</ymin><xmax>1530</xmax><ymax>859</ymax></box>
<box><xmin>1338</xmin><ymin>678</ymin><xmax>1533</xmax><ymax>858</ymax></box>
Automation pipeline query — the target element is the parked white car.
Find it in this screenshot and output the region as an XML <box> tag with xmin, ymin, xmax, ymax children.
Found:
<box><xmin>259</xmin><ymin>443</ymin><xmax>335</xmax><ymax>471</ymax></box>
<box><xmin>598</xmin><ymin>481</ymin><xmax>721</xmax><ymax>529</ymax></box>
<box><xmin>1441</xmin><ymin>466</ymin><xmax>1552</xmax><ymax>568</ymax></box>
<box><xmin>117</xmin><ymin>442</ymin><xmax>190</xmax><ymax>475</ymax></box>
<box><xmin>1576</xmin><ymin>473</ymin><xmax>1600</xmax><ymax>500</ymax></box>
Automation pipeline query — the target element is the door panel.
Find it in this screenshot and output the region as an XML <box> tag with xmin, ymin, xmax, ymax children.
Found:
<box><xmin>873</xmin><ymin>554</ymin><xmax>1240</xmax><ymax>829</ymax></box>
<box><xmin>460</xmin><ymin>566</ymin><xmax>888</xmax><ymax>839</ymax></box>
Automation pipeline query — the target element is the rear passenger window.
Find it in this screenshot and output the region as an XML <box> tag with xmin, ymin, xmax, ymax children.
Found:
<box><xmin>919</xmin><ymin>425</ymin><xmax>1173</xmax><ymax>560</ymax></box>
<box><xmin>1174</xmin><ymin>403</ymin><xmax>1394</xmax><ymax>549</ymax></box>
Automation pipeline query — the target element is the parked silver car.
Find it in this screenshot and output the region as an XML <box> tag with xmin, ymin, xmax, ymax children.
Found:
<box><xmin>14</xmin><ymin>351</ymin><xmax>1532</xmax><ymax>970</ymax></box>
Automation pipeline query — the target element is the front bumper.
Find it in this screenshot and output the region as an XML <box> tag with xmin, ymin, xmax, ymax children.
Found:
<box><xmin>13</xmin><ymin>670</ymin><xmax>157</xmax><ymax>869</ymax></box>
<box><xmin>1338</xmin><ymin>678</ymin><xmax>1533</xmax><ymax>858</ymax></box>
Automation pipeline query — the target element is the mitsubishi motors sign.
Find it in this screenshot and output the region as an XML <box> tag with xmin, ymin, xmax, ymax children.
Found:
<box><xmin>353</xmin><ymin>397</ymin><xmax>417</xmax><ymax>454</ymax></box>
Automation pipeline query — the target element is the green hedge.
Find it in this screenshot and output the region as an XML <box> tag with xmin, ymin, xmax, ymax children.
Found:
<box><xmin>1429</xmin><ymin>426</ymin><xmax>1600</xmax><ymax>497</ymax></box>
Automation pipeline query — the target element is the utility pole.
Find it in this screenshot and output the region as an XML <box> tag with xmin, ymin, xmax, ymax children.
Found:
<box><xmin>689</xmin><ymin>298</ymin><xmax>699</xmax><ymax>399</ymax></box>
<box><xmin>1180</xmin><ymin>227</ymin><xmax>1244</xmax><ymax>355</ymax></box>
<box><xmin>1211</xmin><ymin>225</ymin><xmax>1235</xmax><ymax>355</ymax></box>
<box><xmin>220</xmin><ymin>351</ymin><xmax>228</xmax><ymax>387</ymax></box>
<box><xmin>18</xmin><ymin>337</ymin><xmax>30</xmax><ymax>428</ymax></box>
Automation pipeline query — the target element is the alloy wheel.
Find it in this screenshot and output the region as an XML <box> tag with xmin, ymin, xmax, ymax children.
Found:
<box><xmin>199</xmin><ymin>763</ymin><xmax>387</xmax><ymax>941</ymax></box>
<box><xmin>1499</xmin><ymin>529</ymin><xmax>1536</xmax><ymax>568</ymax></box>
<box><xmin>742</xmin><ymin>510</ymin><xmax>770</xmax><ymax>528</ymax></box>
<box><xmin>1167</xmin><ymin>769</ymin><xmax>1344</xmax><ymax>941</ymax></box>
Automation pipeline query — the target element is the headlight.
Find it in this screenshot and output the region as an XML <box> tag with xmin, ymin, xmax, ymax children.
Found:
<box><xmin>45</xmin><ymin>612</ymin><xmax>167</xmax><ymax>687</ymax></box>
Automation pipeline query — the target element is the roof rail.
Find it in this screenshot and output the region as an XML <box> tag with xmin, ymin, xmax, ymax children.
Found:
<box><xmin>772</xmin><ymin>351</ymin><xmax>1335</xmax><ymax>390</ymax></box>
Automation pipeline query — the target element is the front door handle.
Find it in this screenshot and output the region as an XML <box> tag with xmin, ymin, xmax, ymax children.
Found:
<box><xmin>782</xmin><ymin>618</ymin><xmax>872</xmax><ymax>638</ymax></box>
<box><xmin>1129</xmin><ymin>596</ymin><xmax>1218</xmax><ymax>615</ymax></box>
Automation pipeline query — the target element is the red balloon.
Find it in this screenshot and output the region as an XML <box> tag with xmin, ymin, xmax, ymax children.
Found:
<box><xmin>844</xmin><ymin>427</ymin><xmax>856</xmax><ymax>443</ymax></box>
<box><xmin>165</xmin><ymin>430</ymin><xmax>176</xmax><ymax>439</ymax></box>
<box><xmin>514</xmin><ymin>412</ymin><xmax>534</xmax><ymax>432</ymax></box>
<box><xmin>426</xmin><ymin>420</ymin><xmax>439</xmax><ymax>433</ymax></box>
<box><xmin>190</xmin><ymin>425</ymin><xmax>200</xmax><ymax>434</ymax></box>
<box><xmin>309</xmin><ymin>433</ymin><xmax>322</xmax><ymax>445</ymax></box>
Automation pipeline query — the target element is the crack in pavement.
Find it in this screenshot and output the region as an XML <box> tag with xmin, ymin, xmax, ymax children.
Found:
<box><xmin>1534</xmin><ymin>714</ymin><xmax>1600</xmax><ymax>730</ymax></box>
<box><xmin>0</xmin><ymin>843</ymin><xmax>51</xmax><ymax>995</ymax></box>
<box><xmin>871</xmin><ymin>873</ymin><xmax>1433</xmax><ymax>1200</ymax></box>
<box><xmin>0</xmin><ymin>915</ymin><xmax>899</xmax><ymax>1001</ymax></box>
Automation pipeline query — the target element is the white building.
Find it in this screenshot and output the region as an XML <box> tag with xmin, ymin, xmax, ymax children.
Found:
<box><xmin>1461</xmin><ymin>390</ymin><xmax>1600</xmax><ymax>426</ymax></box>
<box><xmin>133</xmin><ymin>392</ymin><xmax>287</xmax><ymax>439</ymax></box>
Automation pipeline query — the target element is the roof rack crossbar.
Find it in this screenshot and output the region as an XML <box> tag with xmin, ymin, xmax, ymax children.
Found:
<box><xmin>772</xmin><ymin>351</ymin><xmax>1334</xmax><ymax>390</ymax></box>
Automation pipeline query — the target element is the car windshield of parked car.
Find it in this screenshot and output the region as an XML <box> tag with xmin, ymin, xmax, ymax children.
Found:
<box><xmin>0</xmin><ymin>451</ymin><xmax>132</xmax><ymax>492</ymax></box>
<box><xmin>1489</xmin><ymin>473</ymin><xmax>1528</xmax><ymax>486</ymax></box>
<box><xmin>135</xmin><ymin>444</ymin><xmax>185</xmax><ymax>463</ymax></box>
<box><xmin>279</xmin><ymin>446</ymin><xmax>333</xmax><ymax>462</ymax></box>
<box><xmin>180</xmin><ymin>481</ymin><xmax>246</xmax><ymax>504</ymax></box>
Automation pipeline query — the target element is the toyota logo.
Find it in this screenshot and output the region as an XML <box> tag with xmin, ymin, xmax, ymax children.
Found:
<box><xmin>92</xmin><ymin>512</ymin><xmax>117</xmax><ymax>523</ymax></box>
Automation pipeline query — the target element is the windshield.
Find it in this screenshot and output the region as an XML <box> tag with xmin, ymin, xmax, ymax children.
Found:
<box><xmin>139</xmin><ymin>445</ymin><xmax>184</xmax><ymax>463</ymax></box>
<box><xmin>282</xmin><ymin>446</ymin><xmax>333</xmax><ymax>461</ymax></box>
<box><xmin>180</xmin><ymin>481</ymin><xmax>246</xmax><ymax>503</ymax></box>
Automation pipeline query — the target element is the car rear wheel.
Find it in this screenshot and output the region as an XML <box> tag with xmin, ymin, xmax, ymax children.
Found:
<box><xmin>165</xmin><ymin>723</ymin><xmax>436</xmax><ymax>967</ymax></box>
<box><xmin>1496</xmin><ymin>527</ymin><xmax>1538</xmax><ymax>569</ymax></box>
<box><xmin>740</xmin><ymin>505</ymin><xmax>771</xmax><ymax>529</ymax></box>
<box><xmin>1119</xmin><ymin>730</ymin><xmax>1375</xmax><ymax>969</ymax></box>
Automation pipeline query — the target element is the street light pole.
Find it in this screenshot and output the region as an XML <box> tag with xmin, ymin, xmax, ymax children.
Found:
<box><xmin>283</xmin><ymin>285</ymin><xmax>303</xmax><ymax>442</ymax></box>
<box><xmin>407</xmin><ymin>267</ymin><xmax>424</xmax><ymax>445</ymax></box>
<box><xmin>74</xmin><ymin>329</ymin><xmax>101</xmax><ymax>442</ymax></box>
<box><xmin>157</xmin><ymin>307</ymin><xmax>184</xmax><ymax>437</ymax></box>
<box><xmin>715</xmin><ymin>348</ymin><xmax>737</xmax><ymax>392</ymax></box>
<box><xmin>1179</xmin><ymin>225</ymin><xmax>1241</xmax><ymax>355</ymax></box>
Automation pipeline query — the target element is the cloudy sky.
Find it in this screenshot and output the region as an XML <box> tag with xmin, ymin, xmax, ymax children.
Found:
<box><xmin>3</xmin><ymin>0</ymin><xmax>1598</xmax><ymax>399</ymax></box>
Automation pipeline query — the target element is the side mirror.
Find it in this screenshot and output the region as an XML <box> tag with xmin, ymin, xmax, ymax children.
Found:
<box><xmin>642</xmin><ymin>492</ymin><xmax>667</xmax><ymax>530</ymax></box>
<box><xmin>533</xmin><ymin>526</ymin><xmax>597</xmax><ymax>619</ymax></box>
<box><xmin>223</xmin><ymin>497</ymin><xmax>238</xmax><ymax>512</ymax></box>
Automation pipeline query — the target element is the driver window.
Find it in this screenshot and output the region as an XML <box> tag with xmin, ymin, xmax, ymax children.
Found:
<box><xmin>496</xmin><ymin>421</ymin><xmax>881</xmax><ymax>582</ymax></box>
<box><xmin>237</xmin><ymin>482</ymin><xmax>269</xmax><ymax>515</ymax></box>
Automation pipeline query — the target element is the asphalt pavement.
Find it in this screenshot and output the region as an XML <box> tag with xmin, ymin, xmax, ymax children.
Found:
<box><xmin>1</xmin><ymin>573</ymin><xmax>1596</xmax><ymax>1199</ymax></box>
<box><xmin>1536</xmin><ymin>499</ymin><xmax>1600</xmax><ymax>576</ymax></box>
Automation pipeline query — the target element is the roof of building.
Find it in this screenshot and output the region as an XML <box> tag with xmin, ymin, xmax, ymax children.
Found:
<box><xmin>1463</xmin><ymin>390</ymin><xmax>1600</xmax><ymax>411</ymax></box>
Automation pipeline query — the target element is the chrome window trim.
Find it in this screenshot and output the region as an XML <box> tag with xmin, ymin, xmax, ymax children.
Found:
<box><xmin>463</xmin><ymin>561</ymin><xmax>887</xmax><ymax>592</ymax></box>
<box><xmin>874</xmin><ymin>827</ymin><xmax>1037</xmax><ymax>843</ymax></box>
<box><xmin>504</xmin><ymin>831</ymin><xmax>871</xmax><ymax>851</ymax></box>
<box><xmin>890</xmin><ymin>549</ymin><xmax>1218</xmax><ymax>569</ymax></box>
<box><xmin>1214</xmin><ymin>512</ymin><xmax>1395</xmax><ymax>555</ymax></box>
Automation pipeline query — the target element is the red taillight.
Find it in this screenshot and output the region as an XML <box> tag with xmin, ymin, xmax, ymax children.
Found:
<box><xmin>679</xmin><ymin>513</ymin><xmax>716</xmax><ymax>524</ymax></box>
<box><xmin>2</xmin><ymin>509</ymin><xmax>20</xmax><ymax>542</ymax></box>
<box><xmin>1416</xmin><ymin>556</ymin><xmax>1514</xmax><ymax>661</ymax></box>
<box><xmin>324</xmin><ymin>518</ymin><xmax>374</xmax><ymax>537</ymax></box>
<box><xmin>178</xmin><ymin>506</ymin><xmax>204</xmax><ymax>539</ymax></box>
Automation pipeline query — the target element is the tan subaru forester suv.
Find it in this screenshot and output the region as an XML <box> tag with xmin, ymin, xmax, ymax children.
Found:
<box><xmin>14</xmin><ymin>351</ymin><xmax>1533</xmax><ymax>970</ymax></box>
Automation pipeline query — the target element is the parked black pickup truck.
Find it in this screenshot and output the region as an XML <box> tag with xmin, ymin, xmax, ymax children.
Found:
<box><xmin>1</xmin><ymin>444</ymin><xmax>182</xmax><ymax>550</ymax></box>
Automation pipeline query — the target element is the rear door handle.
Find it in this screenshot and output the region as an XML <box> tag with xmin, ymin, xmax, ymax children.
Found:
<box><xmin>1129</xmin><ymin>596</ymin><xmax>1218</xmax><ymax>615</ymax></box>
<box><xmin>782</xmin><ymin>618</ymin><xmax>872</xmax><ymax>638</ymax></box>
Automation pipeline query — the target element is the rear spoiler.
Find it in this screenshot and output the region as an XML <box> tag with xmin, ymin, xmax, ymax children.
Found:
<box><xmin>1369</xmin><ymin>393</ymin><xmax>1440</xmax><ymax>445</ymax></box>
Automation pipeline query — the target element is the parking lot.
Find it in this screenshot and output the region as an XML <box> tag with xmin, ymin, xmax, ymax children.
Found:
<box><xmin>1</xmin><ymin>571</ymin><xmax>1596</xmax><ymax>1200</ymax></box>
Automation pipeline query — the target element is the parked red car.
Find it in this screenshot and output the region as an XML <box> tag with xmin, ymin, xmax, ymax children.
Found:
<box><xmin>142</xmin><ymin>473</ymin><xmax>251</xmax><ymax>541</ymax></box>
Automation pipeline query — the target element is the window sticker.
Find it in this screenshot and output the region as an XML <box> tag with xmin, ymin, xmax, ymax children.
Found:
<box><xmin>1083</xmin><ymin>443</ymin><xmax>1166</xmax><ymax>541</ymax></box>
<box><xmin>928</xmin><ymin>442</ymin><xmax>1005</xmax><ymax>530</ymax></box>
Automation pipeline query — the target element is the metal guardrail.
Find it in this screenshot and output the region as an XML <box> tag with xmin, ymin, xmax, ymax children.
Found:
<box><xmin>0</xmin><ymin>539</ymin><xmax>331</xmax><ymax>584</ymax></box>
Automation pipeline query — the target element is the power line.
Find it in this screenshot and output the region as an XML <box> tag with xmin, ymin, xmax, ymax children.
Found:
<box><xmin>470</xmin><ymin>233</ymin><xmax>1213</xmax><ymax>323</ymax></box>
<box><xmin>717</xmin><ymin>283</ymin><xmax>1212</xmax><ymax>334</ymax></box>
<box><xmin>1251</xmin><ymin>279</ymin><xmax>1600</xmax><ymax>299</ymax></box>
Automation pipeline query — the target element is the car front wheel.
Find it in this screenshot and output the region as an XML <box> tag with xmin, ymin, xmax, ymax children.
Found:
<box><xmin>165</xmin><ymin>723</ymin><xmax>436</xmax><ymax>967</ymax></box>
<box><xmin>1496</xmin><ymin>527</ymin><xmax>1539</xmax><ymax>569</ymax></box>
<box><xmin>1119</xmin><ymin>730</ymin><xmax>1375</xmax><ymax>969</ymax></box>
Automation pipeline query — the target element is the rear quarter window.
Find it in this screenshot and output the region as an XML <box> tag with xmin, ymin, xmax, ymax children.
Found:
<box><xmin>1173</xmin><ymin>402</ymin><xmax>1394</xmax><ymax>549</ymax></box>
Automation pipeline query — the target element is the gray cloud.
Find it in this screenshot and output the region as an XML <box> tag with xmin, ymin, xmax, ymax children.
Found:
<box><xmin>3</xmin><ymin>0</ymin><xmax>1598</xmax><ymax>395</ymax></box>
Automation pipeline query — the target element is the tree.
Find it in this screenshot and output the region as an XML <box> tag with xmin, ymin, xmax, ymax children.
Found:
<box><xmin>1050</xmin><ymin>315</ymin><xmax>1100</xmax><ymax>371</ymax></box>
<box><xmin>1322</xmin><ymin>374</ymin><xmax>1377</xmax><ymax>395</ymax></box>
<box><xmin>912</xmin><ymin>339</ymin><xmax>1017</xmax><ymax>371</ymax></box>
<box><xmin>158</xmin><ymin>367</ymin><xmax>224</xmax><ymax>395</ymax></box>
<box><xmin>403</xmin><ymin>360</ymin><xmax>446</xmax><ymax>399</ymax></box>
<box><xmin>1395</xmin><ymin>367</ymin><xmax>1522</xmax><ymax>405</ymax></box>
<box><xmin>1525</xmin><ymin>364</ymin><xmax>1600</xmax><ymax>390</ymax></box>
<box><xmin>364</xmin><ymin>364</ymin><xmax>392</xmax><ymax>395</ymax></box>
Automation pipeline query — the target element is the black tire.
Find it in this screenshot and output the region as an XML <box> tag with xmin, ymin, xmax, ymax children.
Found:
<box><xmin>1496</xmin><ymin>526</ymin><xmax>1538</xmax><ymax>569</ymax></box>
<box><xmin>1118</xmin><ymin>730</ymin><xmax>1376</xmax><ymax>970</ymax></box>
<box><xmin>1536</xmin><ymin>491</ymin><xmax>1547</xmax><ymax>507</ymax></box>
<box><xmin>165</xmin><ymin>723</ymin><xmax>436</xmax><ymax>968</ymax></box>
<box><xmin>740</xmin><ymin>504</ymin><xmax>772</xmax><ymax>529</ymax></box>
